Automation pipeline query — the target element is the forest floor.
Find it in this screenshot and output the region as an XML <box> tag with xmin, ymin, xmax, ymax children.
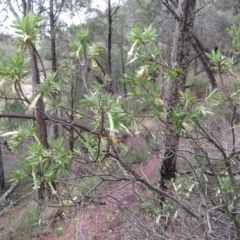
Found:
<box><xmin>0</xmin><ymin>116</ymin><xmax>189</xmax><ymax>240</ymax></box>
<box><xmin>42</xmin><ymin>137</ymin><xmax>189</xmax><ymax>240</ymax></box>
<box><xmin>42</xmin><ymin>150</ymin><xmax>160</xmax><ymax>240</ymax></box>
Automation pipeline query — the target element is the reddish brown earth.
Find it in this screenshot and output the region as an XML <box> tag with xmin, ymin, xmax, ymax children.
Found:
<box><xmin>42</xmin><ymin>136</ymin><xmax>191</xmax><ymax>240</ymax></box>
<box><xmin>43</xmin><ymin>152</ymin><xmax>160</xmax><ymax>240</ymax></box>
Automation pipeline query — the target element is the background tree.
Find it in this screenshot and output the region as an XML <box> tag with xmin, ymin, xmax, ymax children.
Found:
<box><xmin>158</xmin><ymin>0</ymin><xmax>197</xmax><ymax>190</ymax></box>
<box><xmin>0</xmin><ymin>142</ymin><xmax>4</xmax><ymax>193</ymax></box>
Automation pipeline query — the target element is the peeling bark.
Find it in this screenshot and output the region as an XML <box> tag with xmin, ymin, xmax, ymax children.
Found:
<box><xmin>160</xmin><ymin>0</ymin><xmax>197</xmax><ymax>191</ymax></box>
<box><xmin>50</xmin><ymin>0</ymin><xmax>59</xmax><ymax>139</ymax></box>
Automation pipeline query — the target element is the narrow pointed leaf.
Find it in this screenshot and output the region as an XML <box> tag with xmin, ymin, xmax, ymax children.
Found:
<box><xmin>0</xmin><ymin>131</ymin><xmax>19</xmax><ymax>137</ymax></box>
<box><xmin>29</xmin><ymin>93</ymin><xmax>41</xmax><ymax>110</ymax></box>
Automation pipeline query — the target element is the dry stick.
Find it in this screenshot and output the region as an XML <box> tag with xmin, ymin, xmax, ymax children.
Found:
<box><xmin>0</xmin><ymin>181</ymin><xmax>18</xmax><ymax>204</ymax></box>
<box><xmin>109</xmin><ymin>193</ymin><xmax>169</xmax><ymax>240</ymax></box>
<box><xmin>197</xmin><ymin>124</ymin><xmax>240</xmax><ymax>238</ymax></box>
<box><xmin>0</xmin><ymin>113</ymin><xmax>103</xmax><ymax>137</ymax></box>
<box><xmin>0</xmin><ymin>191</ymin><xmax>33</xmax><ymax>216</ymax></box>
<box><xmin>108</xmin><ymin>144</ymin><xmax>201</xmax><ymax>221</ymax></box>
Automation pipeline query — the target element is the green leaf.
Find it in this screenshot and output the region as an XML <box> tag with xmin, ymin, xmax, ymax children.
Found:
<box><xmin>9</xmin><ymin>171</ymin><xmax>25</xmax><ymax>181</ymax></box>
<box><xmin>48</xmin><ymin>182</ymin><xmax>57</xmax><ymax>195</ymax></box>
<box><xmin>228</xmin><ymin>25</ymin><xmax>240</xmax><ymax>50</ymax></box>
<box><xmin>128</xmin><ymin>26</ymin><xmax>142</xmax><ymax>43</ymax></box>
<box><xmin>29</xmin><ymin>93</ymin><xmax>41</xmax><ymax>110</ymax></box>
<box><xmin>11</xmin><ymin>11</ymin><xmax>41</xmax><ymax>47</ymax></box>
<box><xmin>205</xmin><ymin>52</ymin><xmax>213</xmax><ymax>61</ymax></box>
<box><xmin>156</xmin><ymin>215</ymin><xmax>161</xmax><ymax>224</ymax></box>
<box><xmin>70</xmin><ymin>28</ymin><xmax>90</xmax><ymax>59</ymax></box>
<box><xmin>233</xmin><ymin>37</ymin><xmax>239</xmax><ymax>50</ymax></box>
<box><xmin>32</xmin><ymin>171</ymin><xmax>40</xmax><ymax>190</ymax></box>
<box><xmin>216</xmin><ymin>48</ymin><xmax>221</xmax><ymax>59</ymax></box>
<box><xmin>107</xmin><ymin>112</ymin><xmax>115</xmax><ymax>137</ymax></box>
<box><xmin>89</xmin><ymin>43</ymin><xmax>101</xmax><ymax>59</ymax></box>
<box><xmin>142</xmin><ymin>26</ymin><xmax>156</xmax><ymax>43</ymax></box>
<box><xmin>36</xmin><ymin>73</ymin><xmax>60</xmax><ymax>96</ymax></box>
<box><xmin>55</xmin><ymin>226</ymin><xmax>63</xmax><ymax>238</ymax></box>
<box><xmin>164</xmin><ymin>68</ymin><xmax>178</xmax><ymax>81</ymax></box>
<box><xmin>180</xmin><ymin>89</ymin><xmax>195</xmax><ymax>108</ymax></box>
<box><xmin>0</xmin><ymin>52</ymin><xmax>28</xmax><ymax>83</ymax></box>
<box><xmin>205</xmin><ymin>88</ymin><xmax>219</xmax><ymax>101</ymax></box>
<box><xmin>133</xmin><ymin>119</ymin><xmax>140</xmax><ymax>135</ymax></box>
<box><xmin>127</xmin><ymin>41</ymin><xmax>138</xmax><ymax>58</ymax></box>
<box><xmin>119</xmin><ymin>124</ymin><xmax>133</xmax><ymax>137</ymax></box>
<box><xmin>127</xmin><ymin>56</ymin><xmax>137</xmax><ymax>65</ymax></box>
<box><xmin>0</xmin><ymin>131</ymin><xmax>19</xmax><ymax>137</ymax></box>
<box><xmin>228</xmin><ymin>25</ymin><xmax>238</xmax><ymax>39</ymax></box>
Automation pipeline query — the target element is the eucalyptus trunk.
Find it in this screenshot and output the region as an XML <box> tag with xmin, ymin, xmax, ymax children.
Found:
<box><xmin>50</xmin><ymin>0</ymin><xmax>59</xmax><ymax>139</ymax></box>
<box><xmin>0</xmin><ymin>142</ymin><xmax>4</xmax><ymax>194</ymax></box>
<box><xmin>105</xmin><ymin>0</ymin><xmax>120</xmax><ymax>93</ymax></box>
<box><xmin>16</xmin><ymin>0</ymin><xmax>49</xmax><ymax>149</ymax></box>
<box><xmin>106</xmin><ymin>0</ymin><xmax>113</xmax><ymax>93</ymax></box>
<box><xmin>6</xmin><ymin>0</ymin><xmax>49</xmax><ymax>202</ymax></box>
<box><xmin>160</xmin><ymin>0</ymin><xmax>197</xmax><ymax>191</ymax></box>
<box><xmin>28</xmin><ymin>48</ymin><xmax>49</xmax><ymax>149</ymax></box>
<box><xmin>28</xmin><ymin>48</ymin><xmax>49</xmax><ymax>202</ymax></box>
<box><xmin>159</xmin><ymin>0</ymin><xmax>217</xmax><ymax>89</ymax></box>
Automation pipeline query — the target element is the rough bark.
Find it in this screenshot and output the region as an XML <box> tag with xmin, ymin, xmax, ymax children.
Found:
<box><xmin>7</xmin><ymin>0</ymin><xmax>50</xmax><ymax>203</ymax></box>
<box><xmin>159</xmin><ymin>0</ymin><xmax>217</xmax><ymax>89</ymax></box>
<box><xmin>50</xmin><ymin>0</ymin><xmax>59</xmax><ymax>139</ymax></box>
<box><xmin>50</xmin><ymin>0</ymin><xmax>57</xmax><ymax>75</ymax></box>
<box><xmin>106</xmin><ymin>0</ymin><xmax>113</xmax><ymax>93</ymax></box>
<box><xmin>0</xmin><ymin>142</ymin><xmax>4</xmax><ymax>193</ymax></box>
<box><xmin>28</xmin><ymin>47</ymin><xmax>49</xmax><ymax>202</ymax></box>
<box><xmin>105</xmin><ymin>0</ymin><xmax>120</xmax><ymax>93</ymax></box>
<box><xmin>120</xmin><ymin>22</ymin><xmax>127</xmax><ymax>97</ymax></box>
<box><xmin>28</xmin><ymin>48</ymin><xmax>49</xmax><ymax>149</ymax></box>
<box><xmin>6</xmin><ymin>0</ymin><xmax>49</xmax><ymax>149</ymax></box>
<box><xmin>160</xmin><ymin>0</ymin><xmax>197</xmax><ymax>190</ymax></box>
<box><xmin>107</xmin><ymin>0</ymin><xmax>112</xmax><ymax>77</ymax></box>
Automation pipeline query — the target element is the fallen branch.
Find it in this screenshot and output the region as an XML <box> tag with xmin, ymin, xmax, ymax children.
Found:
<box><xmin>0</xmin><ymin>181</ymin><xmax>18</xmax><ymax>204</ymax></box>
<box><xmin>0</xmin><ymin>191</ymin><xmax>33</xmax><ymax>216</ymax></box>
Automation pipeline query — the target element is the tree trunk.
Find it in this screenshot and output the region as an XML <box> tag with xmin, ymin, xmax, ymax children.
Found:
<box><xmin>194</xmin><ymin>53</ymin><xmax>198</xmax><ymax>75</ymax></box>
<box><xmin>160</xmin><ymin>0</ymin><xmax>197</xmax><ymax>191</ymax></box>
<box><xmin>50</xmin><ymin>0</ymin><xmax>59</xmax><ymax>139</ymax></box>
<box><xmin>159</xmin><ymin>0</ymin><xmax>217</xmax><ymax>89</ymax></box>
<box><xmin>120</xmin><ymin>21</ymin><xmax>127</xmax><ymax>97</ymax></box>
<box><xmin>28</xmin><ymin>48</ymin><xmax>49</xmax><ymax>202</ymax></box>
<box><xmin>11</xmin><ymin>0</ymin><xmax>49</xmax><ymax>148</ymax></box>
<box><xmin>28</xmin><ymin>48</ymin><xmax>49</xmax><ymax>149</ymax></box>
<box><xmin>0</xmin><ymin>142</ymin><xmax>4</xmax><ymax>194</ymax></box>
<box><xmin>7</xmin><ymin>0</ymin><xmax>49</xmax><ymax>202</ymax></box>
<box><xmin>106</xmin><ymin>0</ymin><xmax>113</xmax><ymax>93</ymax></box>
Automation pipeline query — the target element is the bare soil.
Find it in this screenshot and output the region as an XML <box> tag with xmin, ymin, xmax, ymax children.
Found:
<box><xmin>41</xmin><ymin>136</ymin><xmax>191</xmax><ymax>240</ymax></box>
<box><xmin>43</xmin><ymin>151</ymin><xmax>160</xmax><ymax>240</ymax></box>
<box><xmin>1</xmin><ymin>133</ymin><xmax>191</xmax><ymax>240</ymax></box>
